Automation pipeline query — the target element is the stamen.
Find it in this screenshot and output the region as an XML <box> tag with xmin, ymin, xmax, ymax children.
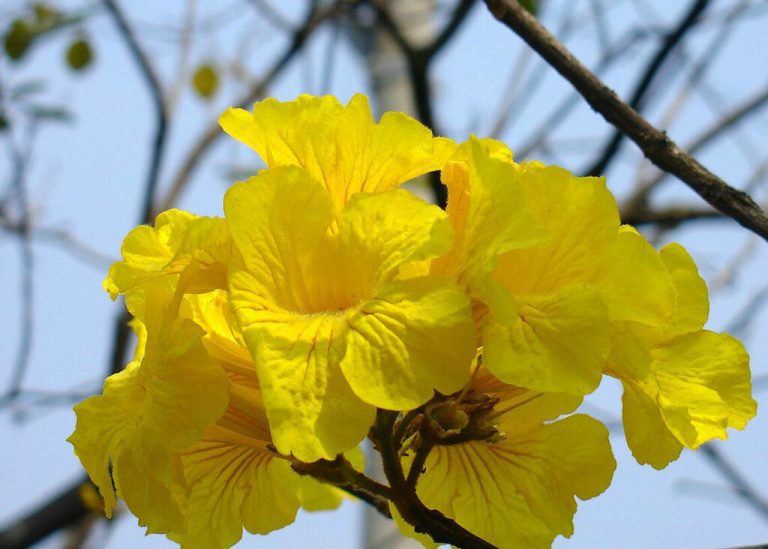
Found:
<box><xmin>486</xmin><ymin>392</ymin><xmax>543</xmax><ymax>421</ymax></box>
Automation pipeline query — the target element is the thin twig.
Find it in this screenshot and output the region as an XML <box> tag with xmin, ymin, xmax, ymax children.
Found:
<box><xmin>157</xmin><ymin>2</ymin><xmax>341</xmax><ymax>213</ymax></box>
<box><xmin>5</xmin><ymin>122</ymin><xmax>37</xmax><ymax>400</ymax></box>
<box><xmin>625</xmin><ymin>83</ymin><xmax>768</xmax><ymax>214</ymax></box>
<box><xmin>372</xmin><ymin>410</ymin><xmax>494</xmax><ymax>548</ymax></box>
<box><xmin>484</xmin><ymin>0</ymin><xmax>768</xmax><ymax>241</ymax></box>
<box><xmin>622</xmin><ymin>205</ymin><xmax>723</xmax><ymax>227</ymax></box>
<box><xmin>584</xmin><ymin>0</ymin><xmax>712</xmax><ymax>177</ymax></box>
<box><xmin>102</xmin><ymin>0</ymin><xmax>169</xmax><ymax>226</ymax></box>
<box><xmin>699</xmin><ymin>444</ymin><xmax>768</xmax><ymax>523</ymax></box>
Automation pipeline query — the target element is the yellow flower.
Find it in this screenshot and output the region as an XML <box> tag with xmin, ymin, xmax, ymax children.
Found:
<box><xmin>174</xmin><ymin>290</ymin><xmax>344</xmax><ymax>548</ymax></box>
<box><xmin>103</xmin><ymin>209</ymin><xmax>236</xmax><ymax>300</ymax></box>
<box><xmin>606</xmin><ymin>237</ymin><xmax>756</xmax><ymax>469</ymax></box>
<box><xmin>70</xmin><ymin>94</ymin><xmax>755</xmax><ymax>548</ymax></box>
<box><xmin>68</xmin><ymin>282</ymin><xmax>230</xmax><ymax>532</ymax></box>
<box><xmin>433</xmin><ymin>138</ymin><xmax>619</xmax><ymax>395</ymax></box>
<box><xmin>225</xmin><ymin>165</ymin><xmax>476</xmax><ymax>462</ymax></box>
<box><xmin>70</xmin><ymin>283</ymin><xmax>344</xmax><ymax>546</ymax></box>
<box><xmin>219</xmin><ymin>93</ymin><xmax>456</xmax><ymax>211</ymax></box>
<box><xmin>402</xmin><ymin>367</ymin><xmax>616</xmax><ymax>548</ymax></box>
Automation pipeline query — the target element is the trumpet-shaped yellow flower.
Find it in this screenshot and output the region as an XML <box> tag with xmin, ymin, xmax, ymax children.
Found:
<box><xmin>404</xmin><ymin>368</ymin><xmax>616</xmax><ymax>548</ymax></box>
<box><xmin>219</xmin><ymin>94</ymin><xmax>456</xmax><ymax>211</ymax></box>
<box><xmin>69</xmin><ymin>283</ymin><xmax>231</xmax><ymax>532</ymax></box>
<box><xmin>70</xmin><ymin>94</ymin><xmax>756</xmax><ymax>548</ymax></box>
<box><xmin>225</xmin><ymin>165</ymin><xmax>476</xmax><ymax>461</ymax></box>
<box><xmin>607</xmin><ymin>237</ymin><xmax>756</xmax><ymax>468</ymax></box>
<box><xmin>433</xmin><ymin>139</ymin><xmax>614</xmax><ymax>395</ymax></box>
<box><xmin>71</xmin><ymin>283</ymin><xmax>345</xmax><ymax>547</ymax></box>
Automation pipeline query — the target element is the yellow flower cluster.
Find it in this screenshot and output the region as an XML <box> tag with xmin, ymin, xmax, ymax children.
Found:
<box><xmin>69</xmin><ymin>94</ymin><xmax>756</xmax><ymax>548</ymax></box>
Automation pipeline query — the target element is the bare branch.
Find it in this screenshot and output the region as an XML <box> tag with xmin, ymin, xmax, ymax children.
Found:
<box><xmin>4</xmin><ymin>123</ymin><xmax>36</xmax><ymax>401</ymax></box>
<box><xmin>584</xmin><ymin>0</ymin><xmax>712</xmax><ymax>177</ymax></box>
<box><xmin>625</xmin><ymin>83</ymin><xmax>768</xmax><ymax>213</ymax></box>
<box><xmin>622</xmin><ymin>205</ymin><xmax>723</xmax><ymax>227</ymax></box>
<box><xmin>102</xmin><ymin>0</ymin><xmax>169</xmax><ymax>226</ymax></box>
<box><xmin>699</xmin><ymin>444</ymin><xmax>768</xmax><ymax>523</ymax></box>
<box><xmin>484</xmin><ymin>0</ymin><xmax>768</xmax><ymax>241</ymax></box>
<box><xmin>157</xmin><ymin>2</ymin><xmax>342</xmax><ymax>213</ymax></box>
<box><xmin>0</xmin><ymin>477</ymin><xmax>97</xmax><ymax>549</ymax></box>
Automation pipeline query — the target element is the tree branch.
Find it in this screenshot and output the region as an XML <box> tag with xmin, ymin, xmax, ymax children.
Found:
<box><xmin>624</xmin><ymin>82</ymin><xmax>768</xmax><ymax>214</ymax></box>
<box><xmin>157</xmin><ymin>2</ymin><xmax>342</xmax><ymax>213</ymax></box>
<box><xmin>700</xmin><ymin>444</ymin><xmax>768</xmax><ymax>523</ymax></box>
<box><xmin>484</xmin><ymin>0</ymin><xmax>768</xmax><ymax>242</ymax></box>
<box><xmin>371</xmin><ymin>410</ymin><xmax>495</xmax><ymax>548</ymax></box>
<box><xmin>584</xmin><ymin>0</ymin><xmax>711</xmax><ymax>177</ymax></box>
<box><xmin>373</xmin><ymin>0</ymin><xmax>477</xmax><ymax>207</ymax></box>
<box><xmin>0</xmin><ymin>477</ymin><xmax>96</xmax><ymax>549</ymax></box>
<box><xmin>102</xmin><ymin>0</ymin><xmax>168</xmax><ymax>226</ymax></box>
<box><xmin>290</xmin><ymin>455</ymin><xmax>393</xmax><ymax>519</ymax></box>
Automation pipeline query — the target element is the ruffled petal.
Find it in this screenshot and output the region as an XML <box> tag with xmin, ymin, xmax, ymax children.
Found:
<box><xmin>414</xmin><ymin>412</ymin><xmax>615</xmax><ymax>548</ymax></box>
<box><xmin>592</xmin><ymin>226</ymin><xmax>675</xmax><ymax>326</ymax></box>
<box><xmin>621</xmin><ymin>379</ymin><xmax>684</xmax><ymax>469</ymax></box>
<box><xmin>432</xmin><ymin>138</ymin><xmax>546</xmax><ymax>289</ymax></box>
<box><xmin>220</xmin><ymin>94</ymin><xmax>453</xmax><ymax>211</ymax></box>
<box><xmin>230</xmin><ymin>278</ymin><xmax>375</xmax><ymax>461</ymax></box>
<box><xmin>336</xmin><ymin>188</ymin><xmax>454</xmax><ymax>289</ymax></box>
<box><xmin>104</xmin><ymin>210</ymin><xmax>233</xmax><ymax>299</ymax></box>
<box><xmin>653</xmin><ymin>330</ymin><xmax>755</xmax><ymax>446</ymax></box>
<box><xmin>610</xmin><ymin>323</ymin><xmax>755</xmax><ymax>467</ymax></box>
<box><xmin>341</xmin><ymin>276</ymin><xmax>475</xmax><ymax>410</ymax></box>
<box><xmin>104</xmin><ymin>209</ymin><xmax>194</xmax><ymax>298</ymax></box>
<box><xmin>68</xmin><ymin>363</ymin><xmax>143</xmax><ymax>519</ymax></box>
<box><xmin>492</xmin><ymin>162</ymin><xmax>618</xmax><ymax>296</ymax></box>
<box><xmin>68</xmin><ymin>284</ymin><xmax>230</xmax><ymax>532</ymax></box>
<box><xmin>483</xmin><ymin>283</ymin><xmax>610</xmax><ymax>395</ymax></box>
<box><xmin>177</xmin><ymin>424</ymin><xmax>300</xmax><ymax>549</ymax></box>
<box><xmin>660</xmin><ymin>242</ymin><xmax>709</xmax><ymax>334</ymax></box>
<box><xmin>225</xmin><ymin>166</ymin><xmax>340</xmax><ymax>313</ymax></box>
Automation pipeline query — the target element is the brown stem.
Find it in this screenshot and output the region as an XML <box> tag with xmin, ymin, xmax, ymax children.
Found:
<box><xmin>290</xmin><ymin>455</ymin><xmax>393</xmax><ymax>519</ymax></box>
<box><xmin>484</xmin><ymin>0</ymin><xmax>768</xmax><ymax>242</ymax></box>
<box><xmin>373</xmin><ymin>410</ymin><xmax>495</xmax><ymax>549</ymax></box>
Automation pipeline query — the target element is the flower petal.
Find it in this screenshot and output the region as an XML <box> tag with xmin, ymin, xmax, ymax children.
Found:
<box><xmin>653</xmin><ymin>330</ymin><xmax>755</xmax><ymax>446</ymax></box>
<box><xmin>68</xmin><ymin>284</ymin><xmax>230</xmax><ymax>532</ymax></box>
<box><xmin>660</xmin><ymin>242</ymin><xmax>708</xmax><ymax>334</ymax></box>
<box><xmin>337</xmin><ymin>188</ymin><xmax>454</xmax><ymax>288</ymax></box>
<box><xmin>432</xmin><ymin>138</ymin><xmax>546</xmax><ymax>289</ymax></box>
<box><xmin>610</xmin><ymin>324</ymin><xmax>755</xmax><ymax>467</ymax></box>
<box><xmin>104</xmin><ymin>210</ymin><xmax>233</xmax><ymax>299</ymax></box>
<box><xmin>621</xmin><ymin>379</ymin><xmax>684</xmax><ymax>469</ymax></box>
<box><xmin>230</xmin><ymin>276</ymin><xmax>375</xmax><ymax>461</ymax></box>
<box><xmin>492</xmin><ymin>162</ymin><xmax>618</xmax><ymax>296</ymax></box>
<box><xmin>220</xmin><ymin>94</ymin><xmax>453</xmax><ymax>210</ymax></box>
<box><xmin>592</xmin><ymin>226</ymin><xmax>675</xmax><ymax>326</ymax></box>
<box><xmin>415</xmin><ymin>412</ymin><xmax>615</xmax><ymax>547</ymax></box>
<box><xmin>225</xmin><ymin>166</ymin><xmax>339</xmax><ymax>313</ymax></box>
<box><xmin>483</xmin><ymin>283</ymin><xmax>610</xmax><ymax>395</ymax></box>
<box><xmin>341</xmin><ymin>276</ymin><xmax>476</xmax><ymax>410</ymax></box>
<box><xmin>177</xmin><ymin>423</ymin><xmax>300</xmax><ymax>548</ymax></box>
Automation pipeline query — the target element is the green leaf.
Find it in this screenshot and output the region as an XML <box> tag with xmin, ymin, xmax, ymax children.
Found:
<box><xmin>192</xmin><ymin>64</ymin><xmax>219</xmax><ymax>99</ymax></box>
<box><xmin>4</xmin><ymin>19</ymin><xmax>33</xmax><ymax>61</ymax></box>
<box><xmin>66</xmin><ymin>38</ymin><xmax>93</xmax><ymax>71</ymax></box>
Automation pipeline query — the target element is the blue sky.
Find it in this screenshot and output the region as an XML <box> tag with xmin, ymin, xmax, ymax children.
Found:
<box><xmin>1</xmin><ymin>1</ymin><xmax>767</xmax><ymax>547</ymax></box>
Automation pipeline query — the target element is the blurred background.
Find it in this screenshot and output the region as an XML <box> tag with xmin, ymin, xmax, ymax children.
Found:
<box><xmin>1</xmin><ymin>0</ymin><xmax>767</xmax><ymax>547</ymax></box>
